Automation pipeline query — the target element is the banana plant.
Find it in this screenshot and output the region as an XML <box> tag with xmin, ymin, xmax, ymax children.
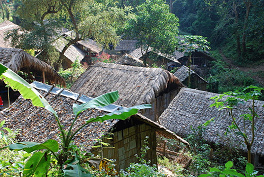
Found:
<box><xmin>0</xmin><ymin>63</ymin><xmax>151</xmax><ymax>176</ymax></box>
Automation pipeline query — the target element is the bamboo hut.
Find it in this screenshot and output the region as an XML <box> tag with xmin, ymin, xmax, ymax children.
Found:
<box><xmin>71</xmin><ymin>62</ymin><xmax>184</xmax><ymax>121</ymax></box>
<box><xmin>159</xmin><ymin>88</ymin><xmax>264</xmax><ymax>166</ymax></box>
<box><xmin>0</xmin><ymin>81</ymin><xmax>189</xmax><ymax>171</ymax></box>
<box><xmin>0</xmin><ymin>47</ymin><xmax>65</xmax><ymax>86</ymax></box>
<box><xmin>174</xmin><ymin>65</ymin><xmax>208</xmax><ymax>90</ymax></box>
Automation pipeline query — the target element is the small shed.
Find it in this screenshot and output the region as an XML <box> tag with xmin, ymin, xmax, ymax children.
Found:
<box><xmin>115</xmin><ymin>53</ymin><xmax>144</xmax><ymax>67</ymax></box>
<box><xmin>0</xmin><ymin>81</ymin><xmax>189</xmax><ymax>171</ymax></box>
<box><xmin>71</xmin><ymin>62</ymin><xmax>184</xmax><ymax>121</ymax></box>
<box><xmin>174</xmin><ymin>65</ymin><xmax>208</xmax><ymax>91</ymax></box>
<box><xmin>159</xmin><ymin>88</ymin><xmax>264</xmax><ymax>166</ymax></box>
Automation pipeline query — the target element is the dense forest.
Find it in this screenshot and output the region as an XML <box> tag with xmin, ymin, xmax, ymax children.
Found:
<box><xmin>0</xmin><ymin>0</ymin><xmax>264</xmax><ymax>176</ymax></box>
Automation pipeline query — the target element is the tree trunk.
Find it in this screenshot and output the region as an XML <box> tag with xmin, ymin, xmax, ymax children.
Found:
<box><xmin>233</xmin><ymin>2</ymin><xmax>242</xmax><ymax>60</ymax></box>
<box><xmin>241</xmin><ymin>0</ymin><xmax>252</xmax><ymax>59</ymax></box>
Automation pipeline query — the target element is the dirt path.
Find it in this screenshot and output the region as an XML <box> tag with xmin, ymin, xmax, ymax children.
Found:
<box><xmin>219</xmin><ymin>51</ymin><xmax>264</xmax><ymax>86</ymax></box>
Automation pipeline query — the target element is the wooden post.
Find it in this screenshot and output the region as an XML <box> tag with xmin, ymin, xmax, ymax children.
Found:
<box><xmin>42</xmin><ymin>71</ymin><xmax>46</xmax><ymax>84</ymax></box>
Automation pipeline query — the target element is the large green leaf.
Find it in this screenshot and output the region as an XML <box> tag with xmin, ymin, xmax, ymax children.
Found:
<box><xmin>71</xmin><ymin>104</ymin><xmax>151</xmax><ymax>140</ymax></box>
<box><xmin>23</xmin><ymin>151</ymin><xmax>51</xmax><ymax>177</ymax></box>
<box><xmin>86</xmin><ymin>104</ymin><xmax>152</xmax><ymax>124</ymax></box>
<box><xmin>0</xmin><ymin>63</ymin><xmax>57</xmax><ymax>117</ymax></box>
<box><xmin>63</xmin><ymin>164</ymin><xmax>92</xmax><ymax>177</ymax></box>
<box><xmin>73</xmin><ymin>91</ymin><xmax>119</xmax><ymax>116</ymax></box>
<box><xmin>7</xmin><ymin>139</ymin><xmax>59</xmax><ymax>153</ymax></box>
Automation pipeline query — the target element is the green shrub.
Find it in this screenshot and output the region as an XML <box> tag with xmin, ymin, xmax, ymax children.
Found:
<box><xmin>0</xmin><ymin>121</ymin><xmax>30</xmax><ymax>176</ymax></box>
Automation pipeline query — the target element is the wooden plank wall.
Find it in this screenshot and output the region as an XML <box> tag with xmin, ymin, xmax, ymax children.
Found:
<box><xmin>141</xmin><ymin>89</ymin><xmax>178</xmax><ymax>122</ymax></box>
<box><xmin>103</xmin><ymin>123</ymin><xmax>157</xmax><ymax>171</ymax></box>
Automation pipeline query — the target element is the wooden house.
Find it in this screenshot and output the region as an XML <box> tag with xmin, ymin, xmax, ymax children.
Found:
<box><xmin>53</xmin><ymin>37</ymin><xmax>85</xmax><ymax>69</ymax></box>
<box><xmin>0</xmin><ymin>81</ymin><xmax>189</xmax><ymax>171</ymax></box>
<box><xmin>71</xmin><ymin>62</ymin><xmax>184</xmax><ymax>122</ymax></box>
<box><xmin>129</xmin><ymin>47</ymin><xmax>181</xmax><ymax>69</ymax></box>
<box><xmin>54</xmin><ymin>30</ymin><xmax>102</xmax><ymax>69</ymax></box>
<box><xmin>175</xmin><ymin>50</ymin><xmax>215</xmax><ymax>68</ymax></box>
<box><xmin>159</xmin><ymin>88</ymin><xmax>264</xmax><ymax>166</ymax></box>
<box><xmin>174</xmin><ymin>65</ymin><xmax>208</xmax><ymax>91</ymax></box>
<box><xmin>76</xmin><ymin>39</ymin><xmax>102</xmax><ymax>64</ymax></box>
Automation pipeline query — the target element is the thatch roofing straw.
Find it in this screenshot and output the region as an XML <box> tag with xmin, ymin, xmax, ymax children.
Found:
<box><xmin>77</xmin><ymin>39</ymin><xmax>102</xmax><ymax>54</ymax></box>
<box><xmin>0</xmin><ymin>82</ymin><xmax>189</xmax><ymax>150</ymax></box>
<box><xmin>0</xmin><ymin>20</ymin><xmax>21</xmax><ymax>48</ymax></box>
<box><xmin>174</xmin><ymin>65</ymin><xmax>208</xmax><ymax>83</ymax></box>
<box><xmin>159</xmin><ymin>88</ymin><xmax>264</xmax><ymax>155</ymax></box>
<box><xmin>71</xmin><ymin>62</ymin><xmax>184</xmax><ymax>107</ymax></box>
<box><xmin>115</xmin><ymin>53</ymin><xmax>144</xmax><ymax>67</ymax></box>
<box><xmin>0</xmin><ymin>47</ymin><xmax>65</xmax><ymax>86</ymax></box>
<box><xmin>115</xmin><ymin>40</ymin><xmax>137</xmax><ymax>52</ymax></box>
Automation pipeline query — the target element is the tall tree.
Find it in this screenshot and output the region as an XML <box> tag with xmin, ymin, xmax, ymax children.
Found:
<box><xmin>7</xmin><ymin>0</ymin><xmax>131</xmax><ymax>70</ymax></box>
<box><xmin>124</xmin><ymin>0</ymin><xmax>179</xmax><ymax>66</ymax></box>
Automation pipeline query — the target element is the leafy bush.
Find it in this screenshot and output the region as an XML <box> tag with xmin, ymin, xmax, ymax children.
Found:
<box><xmin>199</xmin><ymin>161</ymin><xmax>264</xmax><ymax>177</ymax></box>
<box><xmin>58</xmin><ymin>60</ymin><xmax>85</xmax><ymax>88</ymax></box>
<box><xmin>158</xmin><ymin>156</ymin><xmax>185</xmax><ymax>176</ymax></box>
<box><xmin>0</xmin><ymin>121</ymin><xmax>30</xmax><ymax>176</ymax></box>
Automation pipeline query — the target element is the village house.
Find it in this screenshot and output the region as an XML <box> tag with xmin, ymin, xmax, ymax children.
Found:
<box><xmin>174</xmin><ymin>65</ymin><xmax>208</xmax><ymax>91</ymax></box>
<box><xmin>0</xmin><ymin>81</ymin><xmax>189</xmax><ymax>171</ymax></box>
<box><xmin>159</xmin><ymin>88</ymin><xmax>264</xmax><ymax>167</ymax></box>
<box><xmin>70</xmin><ymin>62</ymin><xmax>184</xmax><ymax>121</ymax></box>
<box><xmin>174</xmin><ymin>50</ymin><xmax>215</xmax><ymax>77</ymax></box>
<box><xmin>53</xmin><ymin>37</ymin><xmax>85</xmax><ymax>69</ymax></box>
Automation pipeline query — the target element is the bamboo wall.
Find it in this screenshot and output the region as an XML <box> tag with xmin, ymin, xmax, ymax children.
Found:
<box><xmin>102</xmin><ymin>123</ymin><xmax>157</xmax><ymax>171</ymax></box>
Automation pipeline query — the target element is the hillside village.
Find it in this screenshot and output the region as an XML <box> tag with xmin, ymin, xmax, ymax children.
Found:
<box><xmin>0</xmin><ymin>0</ymin><xmax>264</xmax><ymax>176</ymax></box>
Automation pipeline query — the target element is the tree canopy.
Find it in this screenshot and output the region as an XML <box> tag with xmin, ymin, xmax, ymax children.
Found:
<box><xmin>124</xmin><ymin>0</ymin><xmax>179</xmax><ymax>66</ymax></box>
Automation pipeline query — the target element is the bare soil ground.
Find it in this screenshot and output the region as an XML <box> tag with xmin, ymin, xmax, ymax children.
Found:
<box><xmin>219</xmin><ymin>52</ymin><xmax>264</xmax><ymax>86</ymax></box>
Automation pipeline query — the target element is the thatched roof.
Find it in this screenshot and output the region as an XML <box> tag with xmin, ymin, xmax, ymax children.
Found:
<box><xmin>53</xmin><ymin>37</ymin><xmax>85</xmax><ymax>63</ymax></box>
<box><xmin>159</xmin><ymin>88</ymin><xmax>264</xmax><ymax>155</ymax></box>
<box><xmin>71</xmin><ymin>62</ymin><xmax>184</xmax><ymax>107</ymax></box>
<box><xmin>115</xmin><ymin>53</ymin><xmax>144</xmax><ymax>67</ymax></box>
<box><xmin>115</xmin><ymin>40</ymin><xmax>137</xmax><ymax>52</ymax></box>
<box><xmin>0</xmin><ymin>81</ymin><xmax>189</xmax><ymax>150</ymax></box>
<box><xmin>174</xmin><ymin>65</ymin><xmax>208</xmax><ymax>83</ymax></box>
<box><xmin>77</xmin><ymin>39</ymin><xmax>102</xmax><ymax>54</ymax></box>
<box><xmin>0</xmin><ymin>47</ymin><xmax>65</xmax><ymax>86</ymax></box>
<box><xmin>0</xmin><ymin>20</ymin><xmax>21</xmax><ymax>48</ymax></box>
